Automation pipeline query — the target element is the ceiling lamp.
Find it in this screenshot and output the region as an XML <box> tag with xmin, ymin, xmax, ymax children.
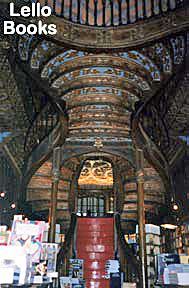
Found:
<box><xmin>0</xmin><ymin>192</ymin><xmax>5</xmax><ymax>198</ymax></box>
<box><xmin>11</xmin><ymin>203</ymin><xmax>16</xmax><ymax>209</ymax></box>
<box><xmin>171</xmin><ymin>202</ymin><xmax>179</xmax><ymax>212</ymax></box>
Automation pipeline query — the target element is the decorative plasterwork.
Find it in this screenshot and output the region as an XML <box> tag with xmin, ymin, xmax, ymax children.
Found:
<box><xmin>78</xmin><ymin>160</ymin><xmax>113</xmax><ymax>186</ymax></box>
<box><xmin>40</xmin><ymin>53</ymin><xmax>157</xmax><ymax>82</ymax></box>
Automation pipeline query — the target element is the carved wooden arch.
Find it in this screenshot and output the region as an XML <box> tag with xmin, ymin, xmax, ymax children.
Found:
<box><xmin>53</xmin><ymin>75</ymin><xmax>142</xmax><ymax>99</ymax></box>
<box><xmin>41</xmin><ymin>54</ymin><xmax>154</xmax><ymax>84</ymax></box>
<box><xmin>62</xmin><ymin>147</ymin><xmax>136</xmax><ymax>214</ymax></box>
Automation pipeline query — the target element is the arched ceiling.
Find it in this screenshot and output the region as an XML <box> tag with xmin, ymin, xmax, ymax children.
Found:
<box><xmin>17</xmin><ymin>33</ymin><xmax>186</xmax><ymax>152</ymax></box>
<box><xmin>0</xmin><ymin>3</ymin><xmax>188</xmax><ymax>180</ymax></box>
<box><xmin>0</xmin><ymin>2</ymin><xmax>188</xmax><ymax>226</ymax></box>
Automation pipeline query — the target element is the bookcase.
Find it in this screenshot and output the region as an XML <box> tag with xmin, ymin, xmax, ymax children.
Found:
<box><xmin>136</xmin><ymin>224</ymin><xmax>161</xmax><ymax>288</ymax></box>
<box><xmin>171</xmin><ymin>224</ymin><xmax>189</xmax><ymax>255</ymax></box>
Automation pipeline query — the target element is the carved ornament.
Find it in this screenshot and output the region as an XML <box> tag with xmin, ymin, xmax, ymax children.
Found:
<box><xmin>37</xmin><ymin>8</ymin><xmax>189</xmax><ymax>50</ymax></box>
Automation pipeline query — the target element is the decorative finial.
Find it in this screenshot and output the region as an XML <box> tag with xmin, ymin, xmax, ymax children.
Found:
<box><xmin>93</xmin><ymin>137</ymin><xmax>103</xmax><ymax>149</ymax></box>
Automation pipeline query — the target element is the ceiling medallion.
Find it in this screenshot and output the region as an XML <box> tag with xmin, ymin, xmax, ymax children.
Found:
<box><xmin>93</xmin><ymin>138</ymin><xmax>103</xmax><ymax>149</ymax></box>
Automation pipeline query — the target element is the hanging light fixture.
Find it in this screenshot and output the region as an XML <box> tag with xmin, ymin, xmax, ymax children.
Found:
<box><xmin>161</xmin><ymin>214</ymin><xmax>178</xmax><ymax>230</ymax></box>
<box><xmin>161</xmin><ymin>223</ymin><xmax>178</xmax><ymax>230</ymax></box>
<box><xmin>11</xmin><ymin>203</ymin><xmax>16</xmax><ymax>209</ymax></box>
<box><xmin>171</xmin><ymin>202</ymin><xmax>179</xmax><ymax>212</ymax></box>
<box><xmin>0</xmin><ymin>192</ymin><xmax>5</xmax><ymax>198</ymax></box>
<box><xmin>161</xmin><ymin>199</ymin><xmax>180</xmax><ymax>229</ymax></box>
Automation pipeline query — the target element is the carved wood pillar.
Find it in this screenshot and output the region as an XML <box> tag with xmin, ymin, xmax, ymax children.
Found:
<box><xmin>69</xmin><ymin>172</ymin><xmax>78</xmax><ymax>213</ymax></box>
<box><xmin>114</xmin><ymin>164</ymin><xmax>124</xmax><ymax>213</ymax></box>
<box><xmin>136</xmin><ymin>148</ymin><xmax>148</xmax><ymax>288</ymax></box>
<box><xmin>48</xmin><ymin>147</ymin><xmax>61</xmax><ymax>243</ymax></box>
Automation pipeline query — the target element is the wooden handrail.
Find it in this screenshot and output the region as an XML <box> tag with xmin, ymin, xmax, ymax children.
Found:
<box><xmin>132</xmin><ymin>62</ymin><xmax>187</xmax><ymax>161</ymax></box>
<box><xmin>24</xmin><ymin>101</ymin><xmax>59</xmax><ymax>156</ymax></box>
<box><xmin>56</xmin><ymin>213</ymin><xmax>77</xmax><ymax>272</ymax></box>
<box><xmin>114</xmin><ymin>213</ymin><xmax>141</xmax><ymax>284</ymax></box>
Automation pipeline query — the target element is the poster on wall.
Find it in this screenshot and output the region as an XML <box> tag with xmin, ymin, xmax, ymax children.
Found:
<box><xmin>105</xmin><ymin>259</ymin><xmax>120</xmax><ymax>278</ymax></box>
<box><xmin>8</xmin><ymin>219</ymin><xmax>46</xmax><ymax>262</ymax></box>
<box><xmin>69</xmin><ymin>259</ymin><xmax>83</xmax><ymax>280</ymax></box>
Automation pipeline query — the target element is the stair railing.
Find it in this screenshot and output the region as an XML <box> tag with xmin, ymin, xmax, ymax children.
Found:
<box><xmin>24</xmin><ymin>101</ymin><xmax>59</xmax><ymax>158</ymax></box>
<box><xmin>56</xmin><ymin>213</ymin><xmax>77</xmax><ymax>275</ymax></box>
<box><xmin>132</xmin><ymin>60</ymin><xmax>187</xmax><ymax>173</ymax></box>
<box><xmin>131</xmin><ymin>60</ymin><xmax>187</xmax><ymax>208</ymax></box>
<box><xmin>114</xmin><ymin>213</ymin><xmax>141</xmax><ymax>284</ymax></box>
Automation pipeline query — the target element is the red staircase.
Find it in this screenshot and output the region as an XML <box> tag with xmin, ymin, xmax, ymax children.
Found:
<box><xmin>76</xmin><ymin>217</ymin><xmax>114</xmax><ymax>288</ymax></box>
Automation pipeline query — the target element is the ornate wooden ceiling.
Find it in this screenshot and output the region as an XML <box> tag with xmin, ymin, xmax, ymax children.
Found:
<box><xmin>0</xmin><ymin>1</ymin><xmax>188</xmax><ymax>221</ymax></box>
<box><xmin>0</xmin><ymin>26</ymin><xmax>188</xmax><ymax>171</ymax></box>
<box><xmin>17</xmin><ymin>32</ymin><xmax>186</xmax><ymax>152</ymax></box>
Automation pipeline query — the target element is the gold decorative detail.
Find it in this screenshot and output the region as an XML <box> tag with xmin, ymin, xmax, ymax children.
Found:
<box><xmin>78</xmin><ymin>160</ymin><xmax>113</xmax><ymax>186</ymax></box>
<box><xmin>93</xmin><ymin>138</ymin><xmax>103</xmax><ymax>149</ymax></box>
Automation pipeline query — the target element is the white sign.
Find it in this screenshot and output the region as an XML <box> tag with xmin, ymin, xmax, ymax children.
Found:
<box><xmin>16</xmin><ymin>223</ymin><xmax>39</xmax><ymax>236</ymax></box>
<box><xmin>105</xmin><ymin>260</ymin><xmax>120</xmax><ymax>278</ymax></box>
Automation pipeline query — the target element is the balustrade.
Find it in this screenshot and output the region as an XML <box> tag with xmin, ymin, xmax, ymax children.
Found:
<box><xmin>24</xmin><ymin>102</ymin><xmax>59</xmax><ymax>157</ymax></box>
<box><xmin>136</xmin><ymin>63</ymin><xmax>186</xmax><ymax>161</ymax></box>
<box><xmin>35</xmin><ymin>0</ymin><xmax>185</xmax><ymax>26</ymax></box>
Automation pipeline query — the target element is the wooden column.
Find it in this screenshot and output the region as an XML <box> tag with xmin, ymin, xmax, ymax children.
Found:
<box><xmin>113</xmin><ymin>164</ymin><xmax>123</xmax><ymax>214</ymax></box>
<box><xmin>136</xmin><ymin>148</ymin><xmax>148</xmax><ymax>288</ymax></box>
<box><xmin>48</xmin><ymin>147</ymin><xmax>61</xmax><ymax>243</ymax></box>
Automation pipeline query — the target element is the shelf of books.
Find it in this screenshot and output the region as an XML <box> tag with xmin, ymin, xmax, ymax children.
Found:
<box><xmin>172</xmin><ymin>224</ymin><xmax>189</xmax><ymax>256</ymax></box>
<box><xmin>135</xmin><ymin>224</ymin><xmax>161</xmax><ymax>287</ymax></box>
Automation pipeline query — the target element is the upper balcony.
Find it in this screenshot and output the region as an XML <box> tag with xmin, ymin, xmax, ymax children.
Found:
<box><xmin>38</xmin><ymin>0</ymin><xmax>184</xmax><ymax>27</ymax></box>
<box><xmin>1</xmin><ymin>0</ymin><xmax>188</xmax><ymax>50</ymax></box>
<box><xmin>28</xmin><ymin>0</ymin><xmax>189</xmax><ymax>49</ymax></box>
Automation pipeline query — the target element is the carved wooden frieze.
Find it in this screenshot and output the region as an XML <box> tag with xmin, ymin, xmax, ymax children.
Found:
<box><xmin>39</xmin><ymin>7</ymin><xmax>189</xmax><ymax>50</ymax></box>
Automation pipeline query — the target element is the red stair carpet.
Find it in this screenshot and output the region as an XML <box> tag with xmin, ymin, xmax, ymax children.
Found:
<box><xmin>76</xmin><ymin>217</ymin><xmax>114</xmax><ymax>288</ymax></box>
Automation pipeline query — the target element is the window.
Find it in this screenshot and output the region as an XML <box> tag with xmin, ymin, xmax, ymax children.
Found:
<box><xmin>77</xmin><ymin>196</ymin><xmax>105</xmax><ymax>216</ymax></box>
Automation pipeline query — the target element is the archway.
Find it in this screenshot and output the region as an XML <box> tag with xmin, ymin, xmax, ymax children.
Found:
<box><xmin>77</xmin><ymin>159</ymin><xmax>114</xmax><ymax>217</ymax></box>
